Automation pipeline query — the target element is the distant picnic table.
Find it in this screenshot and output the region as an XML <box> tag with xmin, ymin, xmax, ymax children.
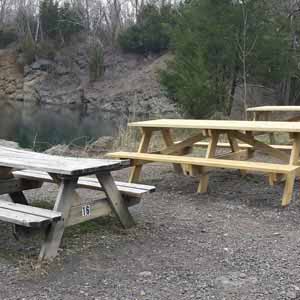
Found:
<box><xmin>0</xmin><ymin>147</ymin><xmax>154</xmax><ymax>260</ymax></box>
<box><xmin>247</xmin><ymin>106</ymin><xmax>300</xmax><ymax>143</ymax></box>
<box><xmin>247</xmin><ymin>105</ymin><xmax>300</xmax><ymax>121</ymax></box>
<box><xmin>107</xmin><ymin>119</ymin><xmax>300</xmax><ymax>207</ymax></box>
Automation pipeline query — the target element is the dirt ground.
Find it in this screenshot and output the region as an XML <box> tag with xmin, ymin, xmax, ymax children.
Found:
<box><xmin>1</xmin><ymin>162</ymin><xmax>300</xmax><ymax>300</ymax></box>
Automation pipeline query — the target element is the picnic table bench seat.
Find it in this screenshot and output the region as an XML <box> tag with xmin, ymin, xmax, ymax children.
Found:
<box><xmin>107</xmin><ymin>151</ymin><xmax>300</xmax><ymax>207</ymax></box>
<box><xmin>13</xmin><ymin>169</ymin><xmax>155</xmax><ymax>198</ymax></box>
<box><xmin>0</xmin><ymin>200</ymin><xmax>61</xmax><ymax>227</ymax></box>
<box><xmin>107</xmin><ymin>152</ymin><xmax>300</xmax><ymax>174</ymax></box>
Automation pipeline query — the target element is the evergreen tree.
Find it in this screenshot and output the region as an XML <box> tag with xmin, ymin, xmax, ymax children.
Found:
<box><xmin>160</xmin><ymin>0</ymin><xmax>293</xmax><ymax>117</ymax></box>
<box><xmin>119</xmin><ymin>4</ymin><xmax>176</xmax><ymax>54</ymax></box>
<box><xmin>40</xmin><ymin>0</ymin><xmax>60</xmax><ymax>39</ymax></box>
<box><xmin>59</xmin><ymin>2</ymin><xmax>82</xmax><ymax>40</ymax></box>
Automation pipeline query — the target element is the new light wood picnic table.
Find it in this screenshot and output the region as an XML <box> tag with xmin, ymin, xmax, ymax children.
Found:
<box><xmin>108</xmin><ymin>119</ymin><xmax>300</xmax><ymax>207</ymax></box>
<box><xmin>247</xmin><ymin>106</ymin><xmax>300</xmax><ymax>143</ymax></box>
<box><xmin>247</xmin><ymin>106</ymin><xmax>300</xmax><ymax>121</ymax></box>
<box><xmin>0</xmin><ymin>146</ymin><xmax>155</xmax><ymax>260</ymax></box>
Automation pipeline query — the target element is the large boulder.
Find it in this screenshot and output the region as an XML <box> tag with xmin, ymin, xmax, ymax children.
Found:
<box><xmin>0</xmin><ymin>139</ymin><xmax>19</xmax><ymax>148</ymax></box>
<box><xmin>44</xmin><ymin>136</ymin><xmax>114</xmax><ymax>157</ymax></box>
<box><xmin>86</xmin><ymin>136</ymin><xmax>114</xmax><ymax>154</ymax></box>
<box><xmin>0</xmin><ymin>49</ymin><xmax>23</xmax><ymax>101</ymax></box>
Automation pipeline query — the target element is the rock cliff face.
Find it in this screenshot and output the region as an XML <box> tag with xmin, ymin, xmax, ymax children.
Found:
<box><xmin>0</xmin><ymin>44</ymin><xmax>179</xmax><ymax>119</ymax></box>
<box><xmin>85</xmin><ymin>52</ymin><xmax>178</xmax><ymax>118</ymax></box>
<box><xmin>0</xmin><ymin>49</ymin><xmax>23</xmax><ymax>101</ymax></box>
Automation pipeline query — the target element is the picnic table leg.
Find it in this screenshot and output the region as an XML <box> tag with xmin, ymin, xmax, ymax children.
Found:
<box><xmin>39</xmin><ymin>177</ymin><xmax>78</xmax><ymax>260</ymax></box>
<box><xmin>161</xmin><ymin>128</ymin><xmax>183</xmax><ymax>174</ymax></box>
<box><xmin>282</xmin><ymin>171</ymin><xmax>296</xmax><ymax>206</ymax></box>
<box><xmin>197</xmin><ymin>130</ymin><xmax>219</xmax><ymax>193</ymax></box>
<box><xmin>281</xmin><ymin>133</ymin><xmax>300</xmax><ymax>206</ymax></box>
<box><xmin>96</xmin><ymin>172</ymin><xmax>134</xmax><ymax>228</ymax></box>
<box><xmin>129</xmin><ymin>128</ymin><xmax>152</xmax><ymax>183</ymax></box>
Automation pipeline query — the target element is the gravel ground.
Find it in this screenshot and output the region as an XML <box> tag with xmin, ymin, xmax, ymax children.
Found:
<box><xmin>1</xmin><ymin>162</ymin><xmax>300</xmax><ymax>300</ymax></box>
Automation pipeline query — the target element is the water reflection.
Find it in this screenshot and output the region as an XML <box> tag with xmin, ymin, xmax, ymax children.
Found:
<box><xmin>0</xmin><ymin>101</ymin><xmax>116</xmax><ymax>150</ymax></box>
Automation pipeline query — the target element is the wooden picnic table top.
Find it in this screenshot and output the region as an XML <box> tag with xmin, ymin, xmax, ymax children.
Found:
<box><xmin>129</xmin><ymin>119</ymin><xmax>300</xmax><ymax>133</ymax></box>
<box><xmin>0</xmin><ymin>147</ymin><xmax>129</xmax><ymax>176</ymax></box>
<box><xmin>247</xmin><ymin>106</ymin><xmax>300</xmax><ymax>112</ymax></box>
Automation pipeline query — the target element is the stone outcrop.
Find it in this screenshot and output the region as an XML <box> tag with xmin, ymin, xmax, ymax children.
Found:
<box><xmin>0</xmin><ymin>139</ymin><xmax>19</xmax><ymax>148</ymax></box>
<box><xmin>0</xmin><ymin>49</ymin><xmax>23</xmax><ymax>101</ymax></box>
<box><xmin>84</xmin><ymin>52</ymin><xmax>179</xmax><ymax>119</ymax></box>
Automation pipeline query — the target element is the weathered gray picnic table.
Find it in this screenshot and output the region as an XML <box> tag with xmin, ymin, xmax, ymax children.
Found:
<box><xmin>0</xmin><ymin>147</ymin><xmax>155</xmax><ymax>260</ymax></box>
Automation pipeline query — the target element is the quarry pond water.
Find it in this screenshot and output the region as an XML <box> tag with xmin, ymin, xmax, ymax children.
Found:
<box><xmin>0</xmin><ymin>101</ymin><xmax>117</xmax><ymax>151</ymax></box>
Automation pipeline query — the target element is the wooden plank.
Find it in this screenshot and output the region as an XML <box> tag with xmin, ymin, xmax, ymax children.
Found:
<box><xmin>67</xmin><ymin>196</ymin><xmax>140</xmax><ymax>226</ymax></box>
<box><xmin>13</xmin><ymin>170</ymin><xmax>155</xmax><ymax>196</ymax></box>
<box><xmin>0</xmin><ymin>147</ymin><xmax>129</xmax><ymax>176</ymax></box>
<box><xmin>0</xmin><ymin>207</ymin><xmax>53</xmax><ymax>227</ymax></box>
<box><xmin>0</xmin><ymin>200</ymin><xmax>61</xmax><ymax>220</ymax></box>
<box><xmin>247</xmin><ymin>106</ymin><xmax>300</xmax><ymax>112</ymax></box>
<box><xmin>108</xmin><ymin>152</ymin><xmax>299</xmax><ymax>173</ymax></box>
<box><xmin>129</xmin><ymin>128</ymin><xmax>152</xmax><ymax>183</ymax></box>
<box><xmin>0</xmin><ymin>178</ymin><xmax>42</xmax><ymax>195</ymax></box>
<box><xmin>128</xmin><ymin>119</ymin><xmax>300</xmax><ymax>133</ymax></box>
<box><xmin>96</xmin><ymin>172</ymin><xmax>135</xmax><ymax>229</ymax></box>
<box><xmin>39</xmin><ymin>177</ymin><xmax>78</xmax><ymax>260</ymax></box>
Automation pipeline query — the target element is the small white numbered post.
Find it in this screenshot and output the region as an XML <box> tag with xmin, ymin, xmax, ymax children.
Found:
<box><xmin>81</xmin><ymin>205</ymin><xmax>91</xmax><ymax>217</ymax></box>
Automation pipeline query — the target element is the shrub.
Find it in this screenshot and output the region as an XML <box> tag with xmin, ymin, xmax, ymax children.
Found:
<box><xmin>118</xmin><ymin>4</ymin><xmax>176</xmax><ymax>54</ymax></box>
<box><xmin>59</xmin><ymin>2</ymin><xmax>82</xmax><ymax>41</ymax></box>
<box><xmin>40</xmin><ymin>0</ymin><xmax>60</xmax><ymax>39</ymax></box>
<box><xmin>160</xmin><ymin>0</ymin><xmax>291</xmax><ymax>118</ymax></box>
<box><xmin>20</xmin><ymin>33</ymin><xmax>36</xmax><ymax>64</ymax></box>
<box><xmin>88</xmin><ymin>42</ymin><xmax>105</xmax><ymax>81</ymax></box>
